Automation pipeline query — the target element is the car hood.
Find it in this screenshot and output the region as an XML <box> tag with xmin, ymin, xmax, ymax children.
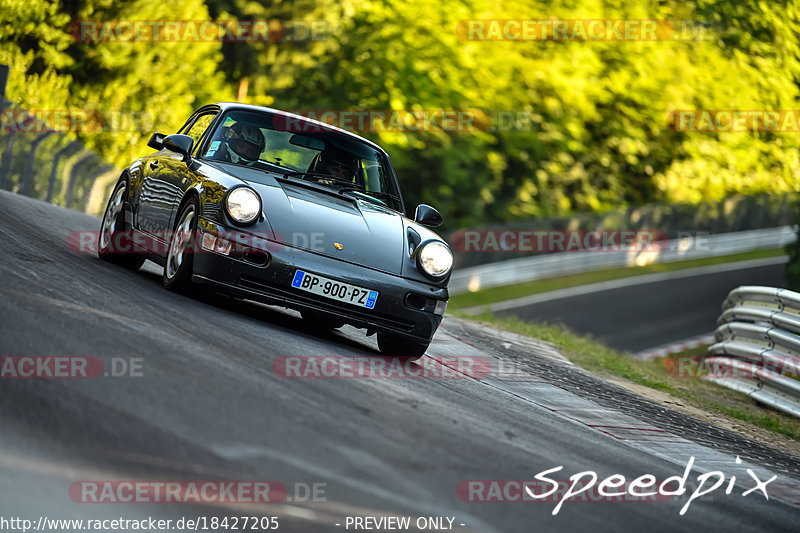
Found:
<box><xmin>249</xmin><ymin>179</ymin><xmax>405</xmax><ymax>275</ymax></box>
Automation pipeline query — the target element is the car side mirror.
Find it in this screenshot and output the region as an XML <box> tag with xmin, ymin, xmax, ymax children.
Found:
<box><xmin>162</xmin><ymin>134</ymin><xmax>194</xmax><ymax>163</ymax></box>
<box><xmin>147</xmin><ymin>132</ymin><xmax>165</xmax><ymax>150</ymax></box>
<box><xmin>414</xmin><ymin>204</ymin><xmax>442</xmax><ymax>227</ymax></box>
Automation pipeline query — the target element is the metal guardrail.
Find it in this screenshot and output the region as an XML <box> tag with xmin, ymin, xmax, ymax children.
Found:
<box><xmin>709</xmin><ymin>286</ymin><xmax>800</xmax><ymax>418</ymax></box>
<box><xmin>451</xmin><ymin>193</ymin><xmax>798</xmax><ymax>270</ymax></box>
<box><xmin>0</xmin><ymin>102</ymin><xmax>118</xmax><ymax>215</ymax></box>
<box><xmin>449</xmin><ymin>226</ymin><xmax>795</xmax><ymax>294</ymax></box>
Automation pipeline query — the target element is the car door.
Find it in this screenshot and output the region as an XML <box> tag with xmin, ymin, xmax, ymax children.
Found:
<box><xmin>135</xmin><ymin>147</ymin><xmax>176</xmax><ymax>239</ymax></box>
<box><xmin>136</xmin><ymin>112</ymin><xmax>217</xmax><ymax>241</ymax></box>
<box><xmin>162</xmin><ymin>112</ymin><xmax>217</xmax><ymax>233</ymax></box>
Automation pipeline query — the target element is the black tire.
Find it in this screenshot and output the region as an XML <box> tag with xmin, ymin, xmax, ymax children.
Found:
<box><xmin>377</xmin><ymin>332</ymin><xmax>429</xmax><ymax>361</ymax></box>
<box><xmin>163</xmin><ymin>197</ymin><xmax>199</xmax><ymax>293</ymax></box>
<box><xmin>301</xmin><ymin>310</ymin><xmax>345</xmax><ymax>330</ymax></box>
<box><xmin>97</xmin><ymin>178</ymin><xmax>145</xmax><ymax>270</ymax></box>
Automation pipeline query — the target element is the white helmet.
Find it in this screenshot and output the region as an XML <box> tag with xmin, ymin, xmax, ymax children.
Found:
<box><xmin>224</xmin><ymin>123</ymin><xmax>265</xmax><ymax>165</ymax></box>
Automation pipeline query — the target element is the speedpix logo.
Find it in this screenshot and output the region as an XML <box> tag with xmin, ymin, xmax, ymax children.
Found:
<box><xmin>458</xmin><ymin>456</ymin><xmax>776</xmax><ymax>516</ymax></box>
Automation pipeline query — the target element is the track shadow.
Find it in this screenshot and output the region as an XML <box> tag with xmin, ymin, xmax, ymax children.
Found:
<box><xmin>128</xmin><ymin>259</ymin><xmax>380</xmax><ymax>356</ymax></box>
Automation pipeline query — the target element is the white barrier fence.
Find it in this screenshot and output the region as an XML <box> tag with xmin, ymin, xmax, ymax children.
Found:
<box><xmin>708</xmin><ymin>286</ymin><xmax>800</xmax><ymax>418</ymax></box>
<box><xmin>449</xmin><ymin>226</ymin><xmax>795</xmax><ymax>295</ymax></box>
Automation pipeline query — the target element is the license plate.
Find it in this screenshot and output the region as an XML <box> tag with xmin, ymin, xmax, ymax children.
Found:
<box><xmin>291</xmin><ymin>270</ymin><xmax>379</xmax><ymax>309</ymax></box>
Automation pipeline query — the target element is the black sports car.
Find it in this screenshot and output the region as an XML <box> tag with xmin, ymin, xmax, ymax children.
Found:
<box><xmin>97</xmin><ymin>103</ymin><xmax>452</xmax><ymax>358</ymax></box>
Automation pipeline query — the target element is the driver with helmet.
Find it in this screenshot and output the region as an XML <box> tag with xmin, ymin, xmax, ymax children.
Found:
<box><xmin>214</xmin><ymin>122</ymin><xmax>266</xmax><ymax>166</ymax></box>
<box><xmin>312</xmin><ymin>147</ymin><xmax>358</xmax><ymax>183</ymax></box>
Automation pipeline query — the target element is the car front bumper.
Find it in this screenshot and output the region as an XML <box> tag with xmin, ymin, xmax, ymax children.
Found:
<box><xmin>191</xmin><ymin>222</ymin><xmax>449</xmax><ymax>343</ymax></box>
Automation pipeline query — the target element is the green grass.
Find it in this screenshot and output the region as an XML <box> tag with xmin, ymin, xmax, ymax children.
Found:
<box><xmin>455</xmin><ymin>312</ymin><xmax>800</xmax><ymax>442</ymax></box>
<box><xmin>451</xmin><ymin>247</ymin><xmax>786</xmax><ymax>310</ymax></box>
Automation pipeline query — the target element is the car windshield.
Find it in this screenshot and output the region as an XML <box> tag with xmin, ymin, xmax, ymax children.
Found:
<box><xmin>201</xmin><ymin>109</ymin><xmax>403</xmax><ymax>212</ymax></box>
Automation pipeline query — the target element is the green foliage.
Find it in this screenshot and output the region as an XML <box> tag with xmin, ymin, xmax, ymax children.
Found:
<box><xmin>2</xmin><ymin>0</ymin><xmax>799</xmax><ymax>228</ymax></box>
<box><xmin>0</xmin><ymin>0</ymin><xmax>73</xmax><ymax>109</ymax></box>
<box><xmin>214</xmin><ymin>0</ymin><xmax>800</xmax><ymax>226</ymax></box>
<box><xmin>68</xmin><ymin>0</ymin><xmax>233</xmax><ymax>166</ymax></box>
<box><xmin>1</xmin><ymin>0</ymin><xmax>232</xmax><ymax>169</ymax></box>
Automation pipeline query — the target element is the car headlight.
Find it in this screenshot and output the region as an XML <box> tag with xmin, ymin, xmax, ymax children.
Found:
<box><xmin>226</xmin><ymin>187</ymin><xmax>261</xmax><ymax>225</ymax></box>
<box><xmin>417</xmin><ymin>241</ymin><xmax>453</xmax><ymax>278</ymax></box>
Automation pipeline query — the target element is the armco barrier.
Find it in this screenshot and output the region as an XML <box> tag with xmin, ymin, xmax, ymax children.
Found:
<box><xmin>449</xmin><ymin>227</ymin><xmax>795</xmax><ymax>295</ymax></box>
<box><xmin>709</xmin><ymin>286</ymin><xmax>800</xmax><ymax>418</ymax></box>
<box><xmin>0</xmin><ymin>102</ymin><xmax>118</xmax><ymax>215</ymax></box>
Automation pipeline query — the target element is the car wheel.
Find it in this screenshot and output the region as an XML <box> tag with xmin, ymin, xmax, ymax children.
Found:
<box><xmin>98</xmin><ymin>179</ymin><xmax>145</xmax><ymax>270</ymax></box>
<box><xmin>301</xmin><ymin>310</ymin><xmax>345</xmax><ymax>330</ymax></box>
<box><xmin>163</xmin><ymin>197</ymin><xmax>199</xmax><ymax>292</ymax></box>
<box><xmin>377</xmin><ymin>332</ymin><xmax>429</xmax><ymax>361</ymax></box>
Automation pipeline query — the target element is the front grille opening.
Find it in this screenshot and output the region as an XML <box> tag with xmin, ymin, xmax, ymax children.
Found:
<box><xmin>241</xmin><ymin>250</ymin><xmax>269</xmax><ymax>266</ymax></box>
<box><xmin>229</xmin><ymin>248</ymin><xmax>270</xmax><ymax>266</ymax></box>
<box><xmin>405</xmin><ymin>293</ymin><xmax>428</xmax><ymax>311</ymax></box>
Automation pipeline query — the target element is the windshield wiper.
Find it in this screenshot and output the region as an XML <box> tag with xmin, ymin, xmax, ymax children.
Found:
<box><xmin>283</xmin><ymin>172</ymin><xmax>356</xmax><ymax>186</ymax></box>
<box><xmin>281</xmin><ymin>173</ymin><xmax>400</xmax><ymax>206</ymax></box>
<box><xmin>277</xmin><ymin>173</ymin><xmax>365</xmax><ymax>204</ymax></box>
<box><xmin>339</xmin><ymin>187</ymin><xmax>401</xmax><ymax>203</ymax></box>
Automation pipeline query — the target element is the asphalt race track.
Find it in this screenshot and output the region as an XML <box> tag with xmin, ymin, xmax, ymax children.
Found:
<box><xmin>1</xmin><ymin>190</ymin><xmax>800</xmax><ymax>532</ymax></box>
<box><xmin>491</xmin><ymin>260</ymin><xmax>786</xmax><ymax>354</ymax></box>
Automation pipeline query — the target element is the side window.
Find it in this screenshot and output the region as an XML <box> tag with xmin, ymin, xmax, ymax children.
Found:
<box><xmin>183</xmin><ymin>114</ymin><xmax>217</xmax><ymax>155</ymax></box>
<box><xmin>362</xmin><ymin>162</ymin><xmax>382</xmax><ymax>192</ymax></box>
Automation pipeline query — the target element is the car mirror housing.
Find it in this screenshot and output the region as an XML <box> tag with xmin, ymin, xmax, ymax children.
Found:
<box><xmin>162</xmin><ymin>134</ymin><xmax>194</xmax><ymax>163</ymax></box>
<box><xmin>147</xmin><ymin>132</ymin><xmax>166</xmax><ymax>150</ymax></box>
<box><xmin>414</xmin><ymin>204</ymin><xmax>443</xmax><ymax>227</ymax></box>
